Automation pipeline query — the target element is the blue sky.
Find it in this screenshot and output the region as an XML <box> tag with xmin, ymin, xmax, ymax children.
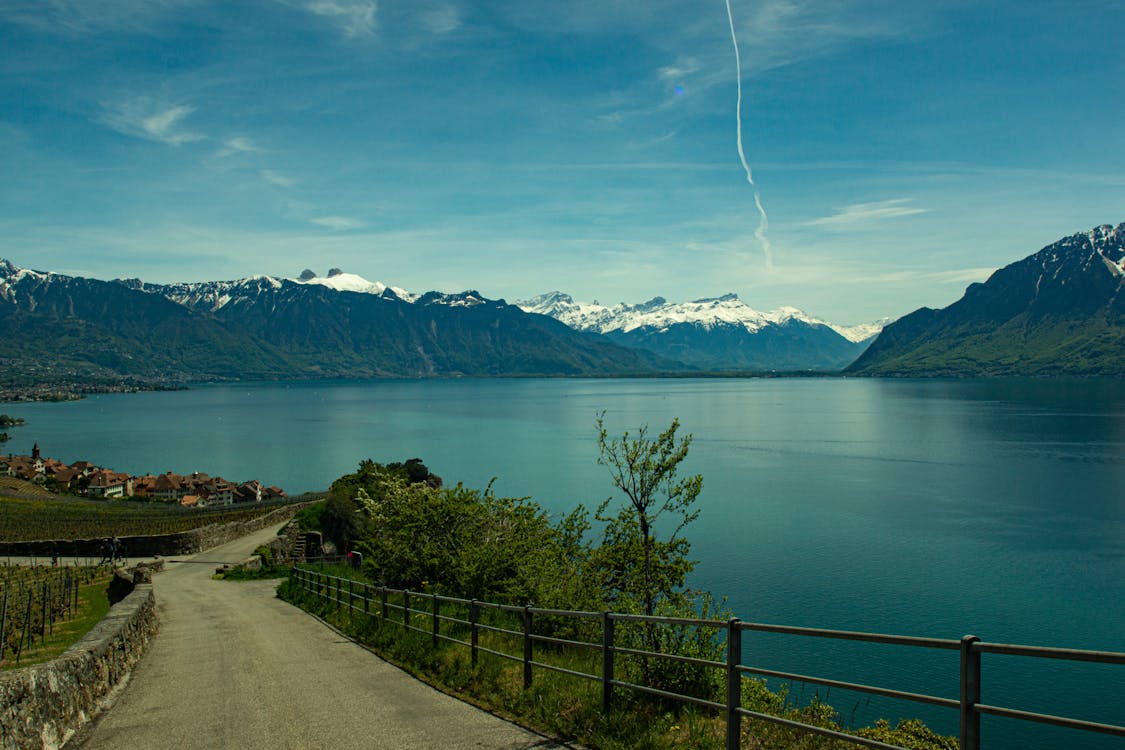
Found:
<box><xmin>2</xmin><ymin>0</ymin><xmax>1123</xmax><ymax>324</ymax></box>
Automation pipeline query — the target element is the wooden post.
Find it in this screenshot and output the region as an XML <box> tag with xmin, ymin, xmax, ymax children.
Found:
<box><xmin>602</xmin><ymin>612</ymin><xmax>615</xmax><ymax>713</ymax></box>
<box><xmin>470</xmin><ymin>600</ymin><xmax>480</xmax><ymax>667</ymax></box>
<box><xmin>960</xmin><ymin>635</ymin><xmax>981</xmax><ymax>750</ymax></box>
<box><xmin>523</xmin><ymin>606</ymin><xmax>533</xmax><ymax>689</ymax></box>
<box><xmin>432</xmin><ymin>594</ymin><xmax>440</xmax><ymax>646</ymax></box>
<box><xmin>726</xmin><ymin>618</ymin><xmax>742</xmax><ymax>750</ymax></box>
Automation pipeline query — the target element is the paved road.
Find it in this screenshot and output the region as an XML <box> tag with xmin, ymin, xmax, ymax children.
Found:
<box><xmin>74</xmin><ymin>525</ymin><xmax>566</xmax><ymax>749</ymax></box>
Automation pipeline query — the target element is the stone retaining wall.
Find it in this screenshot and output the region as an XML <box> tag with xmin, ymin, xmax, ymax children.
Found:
<box><xmin>0</xmin><ymin>584</ymin><xmax>157</xmax><ymax>750</ymax></box>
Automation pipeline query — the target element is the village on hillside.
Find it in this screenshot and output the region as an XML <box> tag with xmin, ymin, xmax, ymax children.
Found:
<box><xmin>1</xmin><ymin>443</ymin><xmax>286</xmax><ymax>508</ymax></box>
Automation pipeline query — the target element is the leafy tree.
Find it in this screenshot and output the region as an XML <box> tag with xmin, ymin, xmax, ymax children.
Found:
<box><xmin>591</xmin><ymin>414</ymin><xmax>710</xmax><ymax>691</ymax></box>
<box><xmin>331</xmin><ymin>458</ymin><xmax>573</xmax><ymax>603</ymax></box>
<box><xmin>593</xmin><ymin>413</ymin><xmax>702</xmax><ymax>618</ymax></box>
<box><xmin>322</xmin><ymin>458</ymin><xmax>442</xmax><ymax>550</ymax></box>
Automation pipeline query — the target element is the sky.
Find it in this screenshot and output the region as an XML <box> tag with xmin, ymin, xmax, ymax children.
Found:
<box><xmin>2</xmin><ymin>0</ymin><xmax>1123</xmax><ymax>324</ymax></box>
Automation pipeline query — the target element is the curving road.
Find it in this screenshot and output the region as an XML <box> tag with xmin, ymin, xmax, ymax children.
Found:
<box><xmin>74</xmin><ymin>524</ymin><xmax>565</xmax><ymax>749</ymax></box>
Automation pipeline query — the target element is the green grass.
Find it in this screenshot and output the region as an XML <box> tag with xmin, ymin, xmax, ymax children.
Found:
<box><xmin>215</xmin><ymin>566</ymin><xmax>290</xmax><ymax>581</ymax></box>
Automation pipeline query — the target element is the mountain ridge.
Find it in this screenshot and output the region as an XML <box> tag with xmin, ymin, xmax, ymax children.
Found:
<box><xmin>848</xmin><ymin>222</ymin><xmax>1125</xmax><ymax>376</ymax></box>
<box><xmin>517</xmin><ymin>291</ymin><xmax>883</xmax><ymax>372</ymax></box>
<box><xmin>0</xmin><ymin>261</ymin><xmax>673</xmax><ymax>381</ymax></box>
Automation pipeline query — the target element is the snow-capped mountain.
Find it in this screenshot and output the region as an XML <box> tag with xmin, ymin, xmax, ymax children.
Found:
<box><xmin>120</xmin><ymin>268</ymin><xmax>418</xmax><ymax>312</ymax></box>
<box><xmin>850</xmin><ymin>222</ymin><xmax>1125</xmax><ymax>376</ymax></box>
<box><xmin>120</xmin><ymin>274</ymin><xmax>284</xmax><ymax>312</ymax></box>
<box><xmin>518</xmin><ymin>292</ymin><xmax>883</xmax><ymax>343</ymax></box>
<box><xmin>0</xmin><ymin>260</ymin><xmax>668</xmax><ymax>380</ymax></box>
<box><xmin>517</xmin><ymin>292</ymin><xmax>883</xmax><ymax>371</ymax></box>
<box><xmin>296</xmin><ymin>268</ymin><xmax>417</xmax><ymax>302</ymax></box>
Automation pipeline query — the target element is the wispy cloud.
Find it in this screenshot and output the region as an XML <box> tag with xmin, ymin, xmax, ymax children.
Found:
<box><xmin>261</xmin><ymin>169</ymin><xmax>296</xmax><ymax>188</ymax></box>
<box><xmin>1</xmin><ymin>0</ymin><xmax>197</xmax><ymax>35</ymax></box>
<box><xmin>419</xmin><ymin>3</ymin><xmax>460</xmax><ymax>34</ymax></box>
<box><xmin>100</xmin><ymin>99</ymin><xmax>204</xmax><ymax>146</ymax></box>
<box><xmin>311</xmin><ymin>215</ymin><xmax>364</xmax><ymax>230</ymax></box>
<box><xmin>806</xmin><ymin>199</ymin><xmax>929</xmax><ymax>230</ymax></box>
<box><xmin>658</xmin><ymin>58</ymin><xmax>701</xmax><ymax>83</ymax></box>
<box><xmin>296</xmin><ymin>0</ymin><xmax>377</xmax><ymax>38</ymax></box>
<box><xmin>215</xmin><ymin>136</ymin><xmax>259</xmax><ymax>158</ymax></box>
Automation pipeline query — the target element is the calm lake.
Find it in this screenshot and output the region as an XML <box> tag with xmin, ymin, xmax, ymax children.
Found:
<box><xmin>8</xmin><ymin>377</ymin><xmax>1124</xmax><ymax>748</ymax></box>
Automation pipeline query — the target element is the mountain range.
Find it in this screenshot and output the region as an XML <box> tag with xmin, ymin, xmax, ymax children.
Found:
<box><xmin>0</xmin><ymin>263</ymin><xmax>666</xmax><ymax>381</ymax></box>
<box><xmin>4</xmin><ymin>221</ymin><xmax>1122</xmax><ymax>384</ymax></box>
<box><xmin>516</xmin><ymin>292</ymin><xmax>882</xmax><ymax>372</ymax></box>
<box><xmin>849</xmin><ymin>222</ymin><xmax>1125</xmax><ymax>376</ymax></box>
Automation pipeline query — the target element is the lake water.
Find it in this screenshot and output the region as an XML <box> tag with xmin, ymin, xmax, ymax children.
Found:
<box><xmin>8</xmin><ymin>378</ymin><xmax>1124</xmax><ymax>748</ymax></box>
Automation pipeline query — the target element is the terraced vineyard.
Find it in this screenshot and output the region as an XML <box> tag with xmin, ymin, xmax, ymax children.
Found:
<box><xmin>0</xmin><ymin>494</ymin><xmax>300</xmax><ymax>543</ymax></box>
<box><xmin>0</xmin><ymin>562</ymin><xmax>112</xmax><ymax>668</ymax></box>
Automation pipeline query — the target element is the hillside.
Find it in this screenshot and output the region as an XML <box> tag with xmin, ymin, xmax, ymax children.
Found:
<box><xmin>848</xmin><ymin>223</ymin><xmax>1125</xmax><ymax>376</ymax></box>
<box><xmin>127</xmin><ymin>276</ymin><xmax>671</xmax><ymax>377</ymax></box>
<box><xmin>0</xmin><ymin>261</ymin><xmax>670</xmax><ymax>381</ymax></box>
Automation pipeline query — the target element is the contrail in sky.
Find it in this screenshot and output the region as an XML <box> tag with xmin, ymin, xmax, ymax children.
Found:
<box><xmin>725</xmin><ymin>0</ymin><xmax>773</xmax><ymax>268</ymax></box>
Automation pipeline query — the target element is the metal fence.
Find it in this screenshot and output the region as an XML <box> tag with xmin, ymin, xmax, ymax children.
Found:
<box><xmin>290</xmin><ymin>566</ymin><xmax>1125</xmax><ymax>750</ymax></box>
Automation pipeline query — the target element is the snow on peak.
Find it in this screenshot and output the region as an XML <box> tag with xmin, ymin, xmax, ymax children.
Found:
<box><xmin>0</xmin><ymin>258</ymin><xmax>55</xmax><ymax>301</ymax></box>
<box><xmin>517</xmin><ymin>290</ymin><xmax>889</xmax><ymax>341</ymax></box>
<box><xmin>829</xmin><ymin>319</ymin><xmax>892</xmax><ymax>343</ymax></box>
<box><xmin>519</xmin><ymin>291</ymin><xmax>812</xmax><ymax>335</ymax></box>
<box><xmin>293</xmin><ymin>269</ymin><xmax>416</xmax><ymax>302</ymax></box>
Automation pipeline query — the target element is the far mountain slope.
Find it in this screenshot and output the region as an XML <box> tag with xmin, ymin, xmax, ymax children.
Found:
<box><xmin>0</xmin><ymin>260</ymin><xmax>290</xmax><ymax>380</ymax></box>
<box><xmin>518</xmin><ymin>292</ymin><xmax>880</xmax><ymax>371</ymax></box>
<box><xmin>848</xmin><ymin>223</ymin><xmax>1125</xmax><ymax>376</ymax></box>
<box><xmin>126</xmin><ymin>275</ymin><xmax>671</xmax><ymax>377</ymax></box>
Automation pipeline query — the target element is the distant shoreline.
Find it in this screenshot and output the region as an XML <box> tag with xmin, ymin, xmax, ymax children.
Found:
<box><xmin>0</xmin><ymin>379</ymin><xmax>188</xmax><ymax>404</ymax></box>
<box><xmin>6</xmin><ymin>369</ymin><xmax>1113</xmax><ymax>404</ymax></box>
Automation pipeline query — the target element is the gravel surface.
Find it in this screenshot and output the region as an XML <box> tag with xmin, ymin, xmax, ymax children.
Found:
<box><xmin>73</xmin><ymin>524</ymin><xmax>567</xmax><ymax>749</ymax></box>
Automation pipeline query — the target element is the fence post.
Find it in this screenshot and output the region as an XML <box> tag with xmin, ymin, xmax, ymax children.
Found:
<box><xmin>960</xmin><ymin>635</ymin><xmax>981</xmax><ymax>750</ymax></box>
<box><xmin>404</xmin><ymin>591</ymin><xmax>411</xmax><ymax>628</ymax></box>
<box><xmin>348</xmin><ymin>578</ymin><xmax>354</xmax><ymax>610</ymax></box>
<box><xmin>381</xmin><ymin>587</ymin><xmax>388</xmax><ymax>620</ymax></box>
<box><xmin>602</xmin><ymin>611</ymin><xmax>615</xmax><ymax>713</ymax></box>
<box><xmin>432</xmin><ymin>594</ymin><xmax>440</xmax><ymax>646</ymax></box>
<box><xmin>523</xmin><ymin>605</ymin><xmax>533</xmax><ymax>689</ymax></box>
<box><xmin>470</xmin><ymin>600</ymin><xmax>479</xmax><ymax>667</ymax></box>
<box><xmin>0</xmin><ymin>588</ymin><xmax>8</xmax><ymax>662</ymax></box>
<box><xmin>363</xmin><ymin>583</ymin><xmax>369</xmax><ymax>616</ymax></box>
<box><xmin>726</xmin><ymin>618</ymin><xmax>743</xmax><ymax>750</ymax></box>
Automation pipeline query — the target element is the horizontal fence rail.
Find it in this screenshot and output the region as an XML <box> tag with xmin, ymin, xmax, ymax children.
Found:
<box><xmin>290</xmin><ymin>566</ymin><xmax>1125</xmax><ymax>750</ymax></box>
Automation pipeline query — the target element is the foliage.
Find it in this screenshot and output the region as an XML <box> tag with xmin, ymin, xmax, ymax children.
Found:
<box><xmin>321</xmin><ymin>458</ymin><xmax>443</xmax><ymax>551</ymax></box>
<box><xmin>593</xmin><ymin>413</ymin><xmax>702</xmax><ymax>618</ymax></box>
<box><xmin>291</xmin><ymin>500</ymin><xmax>328</xmax><ymax>534</ymax></box>
<box><xmin>854</xmin><ymin>718</ymin><xmax>957</xmax><ymax>750</ymax></box>
<box><xmin>332</xmin><ymin>460</ymin><xmax>576</xmax><ymax>603</ymax></box>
